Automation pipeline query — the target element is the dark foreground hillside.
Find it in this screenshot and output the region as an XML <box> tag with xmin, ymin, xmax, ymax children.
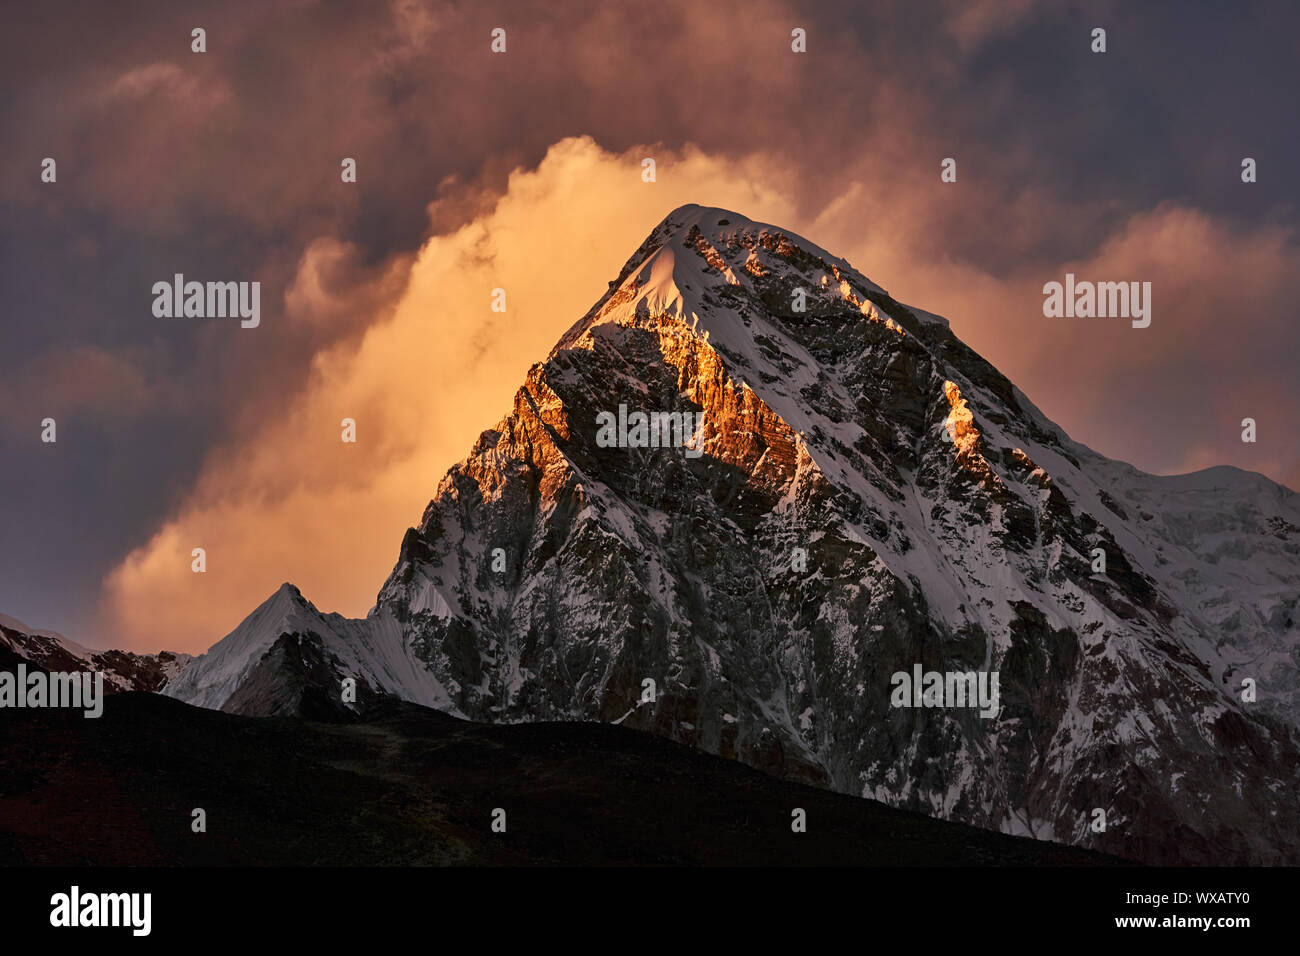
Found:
<box><xmin>0</xmin><ymin>691</ymin><xmax>1126</xmax><ymax>866</ymax></box>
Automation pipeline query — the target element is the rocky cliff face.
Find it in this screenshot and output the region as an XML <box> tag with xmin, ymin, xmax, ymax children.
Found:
<box><xmin>166</xmin><ymin>205</ymin><xmax>1300</xmax><ymax>865</ymax></box>
<box><xmin>0</xmin><ymin>614</ymin><xmax>192</xmax><ymax>693</ymax></box>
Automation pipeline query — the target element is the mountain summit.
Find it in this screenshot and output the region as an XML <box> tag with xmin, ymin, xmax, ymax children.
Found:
<box><xmin>163</xmin><ymin>205</ymin><xmax>1300</xmax><ymax>864</ymax></box>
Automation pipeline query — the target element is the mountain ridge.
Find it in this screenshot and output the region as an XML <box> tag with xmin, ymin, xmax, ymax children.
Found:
<box><xmin>0</xmin><ymin>613</ymin><xmax>191</xmax><ymax>693</ymax></box>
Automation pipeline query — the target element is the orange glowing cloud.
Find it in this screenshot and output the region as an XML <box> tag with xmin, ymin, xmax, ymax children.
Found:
<box><xmin>99</xmin><ymin>136</ymin><xmax>798</xmax><ymax>652</ymax></box>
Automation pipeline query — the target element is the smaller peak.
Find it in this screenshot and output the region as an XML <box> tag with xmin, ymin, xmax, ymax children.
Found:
<box><xmin>254</xmin><ymin>581</ymin><xmax>314</xmax><ymax>616</ymax></box>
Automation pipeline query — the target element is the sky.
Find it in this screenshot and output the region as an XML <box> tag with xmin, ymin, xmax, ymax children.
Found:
<box><xmin>1</xmin><ymin>0</ymin><xmax>1297</xmax><ymax>653</ymax></box>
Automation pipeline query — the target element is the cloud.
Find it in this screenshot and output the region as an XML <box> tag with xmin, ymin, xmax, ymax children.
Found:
<box><xmin>941</xmin><ymin>0</ymin><xmax>1042</xmax><ymax>52</ymax></box>
<box><xmin>99</xmin><ymin>136</ymin><xmax>798</xmax><ymax>651</ymax></box>
<box><xmin>0</xmin><ymin>346</ymin><xmax>179</xmax><ymax>430</ymax></box>
<box><xmin>103</xmin><ymin>62</ymin><xmax>229</xmax><ymax>110</ymax></box>
<box><xmin>284</xmin><ymin>237</ymin><xmax>415</xmax><ymax>333</ymax></box>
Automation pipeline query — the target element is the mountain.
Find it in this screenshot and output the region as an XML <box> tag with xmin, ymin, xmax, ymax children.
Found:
<box><xmin>162</xmin><ymin>204</ymin><xmax>1300</xmax><ymax>865</ymax></box>
<box><xmin>0</xmin><ymin>613</ymin><xmax>192</xmax><ymax>693</ymax></box>
<box><xmin>160</xmin><ymin>582</ymin><xmax>455</xmax><ymax>718</ymax></box>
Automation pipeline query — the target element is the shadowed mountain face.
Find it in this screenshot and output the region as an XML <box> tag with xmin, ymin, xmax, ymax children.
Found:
<box><xmin>0</xmin><ymin>615</ymin><xmax>191</xmax><ymax>694</ymax></box>
<box><xmin>0</xmin><ymin>692</ymin><xmax>1122</xmax><ymax>866</ymax></box>
<box><xmin>153</xmin><ymin>205</ymin><xmax>1300</xmax><ymax>865</ymax></box>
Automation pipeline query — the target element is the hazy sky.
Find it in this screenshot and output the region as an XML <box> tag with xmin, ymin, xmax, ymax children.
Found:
<box><xmin>2</xmin><ymin>0</ymin><xmax>1297</xmax><ymax>652</ymax></box>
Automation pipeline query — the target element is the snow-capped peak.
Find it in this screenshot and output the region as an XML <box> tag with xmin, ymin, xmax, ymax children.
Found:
<box><xmin>158</xmin><ymin>205</ymin><xmax>1300</xmax><ymax>865</ymax></box>
<box><xmin>559</xmin><ymin>204</ymin><xmax>889</xmax><ymax>357</ymax></box>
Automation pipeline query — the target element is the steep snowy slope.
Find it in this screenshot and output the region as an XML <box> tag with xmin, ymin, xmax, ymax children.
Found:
<box><xmin>165</xmin><ymin>205</ymin><xmax>1300</xmax><ymax>864</ymax></box>
<box><xmin>161</xmin><ymin>583</ymin><xmax>458</xmax><ymax>716</ymax></box>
